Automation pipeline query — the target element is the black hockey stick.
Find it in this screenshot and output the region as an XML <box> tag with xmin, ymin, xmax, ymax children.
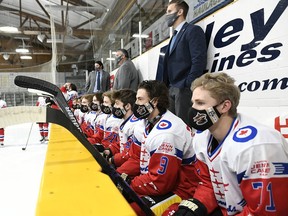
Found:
<box><xmin>22</xmin><ymin>122</ymin><xmax>34</xmax><ymax>150</ymax></box>
<box><xmin>14</xmin><ymin>76</ymin><xmax>154</xmax><ymax>216</ymax></box>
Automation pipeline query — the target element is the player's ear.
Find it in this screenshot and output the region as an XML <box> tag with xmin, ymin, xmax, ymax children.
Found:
<box><xmin>220</xmin><ymin>100</ymin><xmax>231</xmax><ymax>114</ymax></box>
<box><xmin>150</xmin><ymin>97</ymin><xmax>158</xmax><ymax>108</ymax></box>
<box><xmin>178</xmin><ymin>8</ymin><xmax>183</xmax><ymax>16</ymax></box>
<box><xmin>125</xmin><ymin>103</ymin><xmax>131</xmax><ymax>111</ymax></box>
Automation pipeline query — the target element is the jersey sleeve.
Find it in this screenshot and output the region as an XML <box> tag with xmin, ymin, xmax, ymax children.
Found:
<box><xmin>193</xmin><ymin>159</ymin><xmax>220</xmax><ymax>214</ymax></box>
<box><xmin>130</xmin><ymin>133</ymin><xmax>182</xmax><ymax>196</ymax></box>
<box><xmin>116</xmin><ymin>134</ymin><xmax>141</xmax><ymax>177</ymax></box>
<box><xmin>233</xmin><ymin>138</ymin><xmax>288</xmax><ymax>215</ymax></box>
<box><xmin>113</xmin><ymin>136</ymin><xmax>134</xmax><ymax>166</ymax></box>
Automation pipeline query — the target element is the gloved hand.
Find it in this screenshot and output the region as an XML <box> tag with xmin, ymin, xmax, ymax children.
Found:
<box><xmin>93</xmin><ymin>143</ymin><xmax>104</xmax><ymax>152</ymax></box>
<box><xmin>174</xmin><ymin>199</ymin><xmax>207</xmax><ymax>216</ymax></box>
<box><xmin>116</xmin><ymin>173</ymin><xmax>132</xmax><ymax>194</ymax></box>
<box><xmin>45</xmin><ymin>97</ymin><xmax>55</xmax><ymax>106</ymax></box>
<box><xmin>103</xmin><ymin>148</ymin><xmax>112</xmax><ymax>159</ymax></box>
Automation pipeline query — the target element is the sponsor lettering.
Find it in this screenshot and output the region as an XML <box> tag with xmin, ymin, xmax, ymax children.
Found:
<box><xmin>238</xmin><ymin>77</ymin><xmax>288</xmax><ymax>92</ymax></box>
<box><xmin>205</xmin><ymin>0</ymin><xmax>287</xmax><ymax>75</ymax></box>
<box><xmin>158</xmin><ymin>142</ymin><xmax>173</xmax><ymax>153</ymax></box>
<box><xmin>251</xmin><ymin>160</ymin><xmax>271</xmax><ymax>176</ymax></box>
<box><xmin>193</xmin><ymin>0</ymin><xmax>222</xmax><ymax>17</ymax></box>
<box><xmin>66</xmin><ymin>107</ymin><xmax>82</xmax><ymax>132</ymax></box>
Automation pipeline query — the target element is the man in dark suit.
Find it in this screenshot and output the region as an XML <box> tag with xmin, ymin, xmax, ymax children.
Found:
<box><xmin>85</xmin><ymin>61</ymin><xmax>110</xmax><ymax>93</ymax></box>
<box><xmin>163</xmin><ymin>0</ymin><xmax>207</xmax><ymax>124</ymax></box>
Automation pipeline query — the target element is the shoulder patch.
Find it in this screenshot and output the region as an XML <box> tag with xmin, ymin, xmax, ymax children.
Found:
<box><xmin>156</xmin><ymin>120</ymin><xmax>172</xmax><ymax>130</ymax></box>
<box><xmin>130</xmin><ymin>115</ymin><xmax>139</xmax><ymax>122</ymax></box>
<box><xmin>233</xmin><ymin>126</ymin><xmax>257</xmax><ymax>142</ymax></box>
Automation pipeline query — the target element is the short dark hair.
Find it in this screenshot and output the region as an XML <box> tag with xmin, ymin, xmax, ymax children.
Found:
<box><xmin>95</xmin><ymin>60</ymin><xmax>104</xmax><ymax>69</ymax></box>
<box><xmin>138</xmin><ymin>80</ymin><xmax>169</xmax><ymax>114</ymax></box>
<box><xmin>117</xmin><ymin>49</ymin><xmax>129</xmax><ymax>58</ymax></box>
<box><xmin>169</xmin><ymin>0</ymin><xmax>189</xmax><ymax>18</ymax></box>
<box><xmin>112</xmin><ymin>89</ymin><xmax>136</xmax><ymax>107</ymax></box>
<box><xmin>70</xmin><ymin>83</ymin><xmax>77</xmax><ymax>91</ymax></box>
<box><xmin>93</xmin><ymin>92</ymin><xmax>103</xmax><ymax>103</ymax></box>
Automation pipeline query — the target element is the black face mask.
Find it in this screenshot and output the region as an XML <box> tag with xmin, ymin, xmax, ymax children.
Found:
<box><xmin>133</xmin><ymin>102</ymin><xmax>154</xmax><ymax>119</ymax></box>
<box><xmin>80</xmin><ymin>104</ymin><xmax>89</xmax><ymax>113</ymax></box>
<box><xmin>188</xmin><ymin>105</ymin><xmax>222</xmax><ymax>131</ymax></box>
<box><xmin>72</xmin><ymin>104</ymin><xmax>80</xmax><ymax>110</ymax></box>
<box><xmin>90</xmin><ymin>103</ymin><xmax>99</xmax><ymax>111</ymax></box>
<box><xmin>100</xmin><ymin>104</ymin><xmax>112</xmax><ymax>114</ymax></box>
<box><xmin>115</xmin><ymin>55</ymin><xmax>123</xmax><ymax>64</ymax></box>
<box><xmin>112</xmin><ymin>107</ymin><xmax>126</xmax><ymax>119</ymax></box>
<box><xmin>166</xmin><ymin>11</ymin><xmax>179</xmax><ymax>27</ymax></box>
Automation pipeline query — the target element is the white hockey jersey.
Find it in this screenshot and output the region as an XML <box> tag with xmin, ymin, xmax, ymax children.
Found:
<box><xmin>193</xmin><ymin>113</ymin><xmax>288</xmax><ymax>215</ymax></box>
<box><xmin>0</xmin><ymin>99</ymin><xmax>7</xmax><ymax>108</ymax></box>
<box><xmin>36</xmin><ymin>96</ymin><xmax>46</xmax><ymax>107</ymax></box>
<box><xmin>119</xmin><ymin>114</ymin><xmax>140</xmax><ymax>152</ymax></box>
<box><xmin>131</xmin><ymin>110</ymin><xmax>197</xmax><ymax>198</ymax></box>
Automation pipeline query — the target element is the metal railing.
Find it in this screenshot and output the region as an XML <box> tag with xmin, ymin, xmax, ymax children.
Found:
<box><xmin>2</xmin><ymin>92</ymin><xmax>37</xmax><ymax>107</ymax></box>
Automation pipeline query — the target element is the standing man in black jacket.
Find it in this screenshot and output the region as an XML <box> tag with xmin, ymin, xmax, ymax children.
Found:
<box><xmin>163</xmin><ymin>0</ymin><xmax>207</xmax><ymax>124</ymax></box>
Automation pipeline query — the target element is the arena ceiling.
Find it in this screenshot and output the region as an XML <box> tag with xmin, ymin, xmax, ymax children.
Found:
<box><xmin>0</xmin><ymin>0</ymin><xmax>166</xmax><ymax>70</ymax></box>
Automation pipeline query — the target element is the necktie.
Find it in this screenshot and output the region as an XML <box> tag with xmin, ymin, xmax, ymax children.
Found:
<box><xmin>169</xmin><ymin>30</ymin><xmax>178</xmax><ymax>53</ymax></box>
<box><xmin>96</xmin><ymin>71</ymin><xmax>101</xmax><ymax>90</ymax></box>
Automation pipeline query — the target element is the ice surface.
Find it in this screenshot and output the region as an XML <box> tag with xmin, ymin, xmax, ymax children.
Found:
<box><xmin>0</xmin><ymin>123</ymin><xmax>48</xmax><ymax>216</ymax></box>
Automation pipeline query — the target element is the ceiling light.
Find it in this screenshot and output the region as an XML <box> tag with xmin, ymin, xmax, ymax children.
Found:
<box><xmin>2</xmin><ymin>53</ymin><xmax>10</xmax><ymax>60</ymax></box>
<box><xmin>0</xmin><ymin>26</ymin><xmax>19</xmax><ymax>33</ymax></box>
<box><xmin>46</xmin><ymin>38</ymin><xmax>90</xmax><ymax>43</ymax></box>
<box><xmin>16</xmin><ymin>48</ymin><xmax>29</xmax><ymax>53</ymax></box>
<box><xmin>132</xmin><ymin>34</ymin><xmax>149</xmax><ymax>38</ymax></box>
<box><xmin>16</xmin><ymin>39</ymin><xmax>29</xmax><ymax>53</ymax></box>
<box><xmin>37</xmin><ymin>34</ymin><xmax>46</xmax><ymax>43</ymax></box>
<box><xmin>20</xmin><ymin>55</ymin><xmax>32</xmax><ymax>60</ymax></box>
<box><xmin>106</xmin><ymin>58</ymin><xmax>115</xmax><ymax>60</ymax></box>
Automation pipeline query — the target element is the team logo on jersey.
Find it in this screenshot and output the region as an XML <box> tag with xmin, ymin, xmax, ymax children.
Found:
<box><xmin>274</xmin><ymin>116</ymin><xmax>288</xmax><ymax>139</ymax></box>
<box><xmin>130</xmin><ymin>115</ymin><xmax>139</xmax><ymax>122</ymax></box>
<box><xmin>233</xmin><ymin>126</ymin><xmax>257</xmax><ymax>142</ymax></box>
<box><xmin>156</xmin><ymin>120</ymin><xmax>172</xmax><ymax>130</ymax></box>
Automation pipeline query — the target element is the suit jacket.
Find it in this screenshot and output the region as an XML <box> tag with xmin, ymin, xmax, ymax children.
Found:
<box><xmin>85</xmin><ymin>70</ymin><xmax>110</xmax><ymax>93</ymax></box>
<box><xmin>113</xmin><ymin>59</ymin><xmax>139</xmax><ymax>91</ymax></box>
<box><xmin>163</xmin><ymin>22</ymin><xmax>207</xmax><ymax>89</ymax></box>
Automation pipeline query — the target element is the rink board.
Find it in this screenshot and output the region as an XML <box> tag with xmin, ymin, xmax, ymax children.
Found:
<box><xmin>36</xmin><ymin>124</ymin><xmax>135</xmax><ymax>216</ymax></box>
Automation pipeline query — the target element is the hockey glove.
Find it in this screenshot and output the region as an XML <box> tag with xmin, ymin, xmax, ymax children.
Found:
<box><xmin>174</xmin><ymin>198</ymin><xmax>207</xmax><ymax>216</ymax></box>
<box><xmin>116</xmin><ymin>173</ymin><xmax>132</xmax><ymax>193</ymax></box>
<box><xmin>45</xmin><ymin>97</ymin><xmax>55</xmax><ymax>106</ymax></box>
<box><xmin>103</xmin><ymin>148</ymin><xmax>112</xmax><ymax>159</ymax></box>
<box><xmin>93</xmin><ymin>143</ymin><xmax>105</xmax><ymax>152</ymax></box>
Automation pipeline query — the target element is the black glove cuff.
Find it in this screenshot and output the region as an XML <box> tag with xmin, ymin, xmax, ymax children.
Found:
<box><xmin>104</xmin><ymin>148</ymin><xmax>112</xmax><ymax>158</ymax></box>
<box><xmin>93</xmin><ymin>143</ymin><xmax>104</xmax><ymax>152</ymax></box>
<box><xmin>120</xmin><ymin>173</ymin><xmax>131</xmax><ymax>185</ymax></box>
<box><xmin>178</xmin><ymin>198</ymin><xmax>207</xmax><ymax>216</ymax></box>
<box><xmin>110</xmin><ymin>156</ymin><xmax>114</xmax><ymax>165</ymax></box>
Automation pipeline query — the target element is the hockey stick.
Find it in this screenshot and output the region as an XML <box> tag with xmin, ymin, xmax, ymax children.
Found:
<box><xmin>14</xmin><ymin>76</ymin><xmax>154</xmax><ymax>216</ymax></box>
<box><xmin>22</xmin><ymin>122</ymin><xmax>34</xmax><ymax>151</ymax></box>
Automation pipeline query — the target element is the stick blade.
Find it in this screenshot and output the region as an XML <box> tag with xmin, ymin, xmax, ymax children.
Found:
<box><xmin>14</xmin><ymin>76</ymin><xmax>59</xmax><ymax>97</ymax></box>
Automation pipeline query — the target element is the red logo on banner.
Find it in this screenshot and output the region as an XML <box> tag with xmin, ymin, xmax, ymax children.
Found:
<box><xmin>274</xmin><ymin>116</ymin><xmax>288</xmax><ymax>139</ymax></box>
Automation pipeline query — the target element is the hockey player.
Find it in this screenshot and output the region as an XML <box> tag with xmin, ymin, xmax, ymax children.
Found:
<box><xmin>78</xmin><ymin>94</ymin><xmax>94</xmax><ymax>137</ymax></box>
<box><xmin>36</xmin><ymin>96</ymin><xmax>49</xmax><ymax>143</ymax></box>
<box><xmin>88</xmin><ymin>90</ymin><xmax>122</xmax><ymax>152</ymax></box>
<box><xmin>80</xmin><ymin>93</ymin><xmax>103</xmax><ymax>138</ymax></box>
<box><xmin>60</xmin><ymin>82</ymin><xmax>78</xmax><ymax>108</ymax></box>
<box><xmin>175</xmin><ymin>72</ymin><xmax>288</xmax><ymax>215</ymax></box>
<box><xmin>119</xmin><ymin>80</ymin><xmax>200</xmax><ymax>215</ymax></box>
<box><xmin>0</xmin><ymin>95</ymin><xmax>7</xmax><ymax>146</ymax></box>
<box><xmin>103</xmin><ymin>89</ymin><xmax>140</xmax><ymax>167</ymax></box>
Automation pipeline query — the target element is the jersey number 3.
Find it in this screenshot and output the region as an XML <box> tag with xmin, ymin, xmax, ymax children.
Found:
<box><xmin>158</xmin><ymin>156</ymin><xmax>168</xmax><ymax>174</ymax></box>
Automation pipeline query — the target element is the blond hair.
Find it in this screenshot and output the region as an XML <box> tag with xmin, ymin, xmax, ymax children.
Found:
<box><xmin>191</xmin><ymin>72</ymin><xmax>240</xmax><ymax>117</ymax></box>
